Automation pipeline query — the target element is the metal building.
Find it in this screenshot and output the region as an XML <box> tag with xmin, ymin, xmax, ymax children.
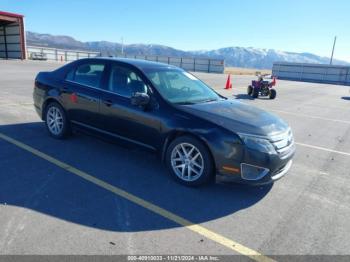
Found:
<box><xmin>0</xmin><ymin>11</ymin><xmax>26</xmax><ymax>59</ymax></box>
<box><xmin>272</xmin><ymin>62</ymin><xmax>350</xmax><ymax>86</ymax></box>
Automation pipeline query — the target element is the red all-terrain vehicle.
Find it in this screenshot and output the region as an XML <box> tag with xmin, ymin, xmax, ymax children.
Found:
<box><xmin>247</xmin><ymin>76</ymin><xmax>277</xmax><ymax>99</ymax></box>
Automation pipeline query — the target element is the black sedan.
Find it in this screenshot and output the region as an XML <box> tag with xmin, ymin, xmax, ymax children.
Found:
<box><xmin>33</xmin><ymin>58</ymin><xmax>295</xmax><ymax>186</ymax></box>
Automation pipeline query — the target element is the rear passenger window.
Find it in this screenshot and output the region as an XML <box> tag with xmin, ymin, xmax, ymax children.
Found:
<box><xmin>66</xmin><ymin>63</ymin><xmax>105</xmax><ymax>88</ymax></box>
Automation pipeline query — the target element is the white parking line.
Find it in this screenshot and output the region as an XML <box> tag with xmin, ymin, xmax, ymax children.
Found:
<box><xmin>0</xmin><ymin>103</ymin><xmax>34</xmax><ymax>107</ymax></box>
<box><xmin>296</xmin><ymin>142</ymin><xmax>350</xmax><ymax>157</ymax></box>
<box><xmin>270</xmin><ymin>109</ymin><xmax>350</xmax><ymax>124</ymax></box>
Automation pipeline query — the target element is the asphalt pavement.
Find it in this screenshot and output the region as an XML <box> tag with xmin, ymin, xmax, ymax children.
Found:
<box><xmin>1</xmin><ymin>60</ymin><xmax>350</xmax><ymax>259</ymax></box>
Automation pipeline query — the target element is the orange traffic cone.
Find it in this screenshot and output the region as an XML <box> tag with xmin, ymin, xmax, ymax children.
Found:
<box><xmin>225</xmin><ymin>74</ymin><xmax>232</xmax><ymax>89</ymax></box>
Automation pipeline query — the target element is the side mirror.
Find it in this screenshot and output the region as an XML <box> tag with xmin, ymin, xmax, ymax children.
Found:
<box><xmin>131</xmin><ymin>92</ymin><xmax>150</xmax><ymax>107</ymax></box>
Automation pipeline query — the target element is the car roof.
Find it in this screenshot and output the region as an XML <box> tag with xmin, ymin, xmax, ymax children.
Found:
<box><xmin>82</xmin><ymin>57</ymin><xmax>179</xmax><ymax>71</ymax></box>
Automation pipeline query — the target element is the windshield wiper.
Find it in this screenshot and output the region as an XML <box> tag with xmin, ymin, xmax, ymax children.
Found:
<box><xmin>173</xmin><ymin>101</ymin><xmax>197</xmax><ymax>105</ymax></box>
<box><xmin>174</xmin><ymin>98</ymin><xmax>219</xmax><ymax>105</ymax></box>
<box><xmin>195</xmin><ymin>98</ymin><xmax>218</xmax><ymax>103</ymax></box>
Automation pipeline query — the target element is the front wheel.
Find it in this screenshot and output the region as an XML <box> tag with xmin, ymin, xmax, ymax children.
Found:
<box><xmin>269</xmin><ymin>89</ymin><xmax>277</xmax><ymax>99</ymax></box>
<box><xmin>252</xmin><ymin>88</ymin><xmax>259</xmax><ymax>98</ymax></box>
<box><xmin>166</xmin><ymin>136</ymin><xmax>214</xmax><ymax>186</ymax></box>
<box><xmin>247</xmin><ymin>85</ymin><xmax>253</xmax><ymax>96</ymax></box>
<box><xmin>45</xmin><ymin>102</ymin><xmax>70</xmax><ymax>139</ymax></box>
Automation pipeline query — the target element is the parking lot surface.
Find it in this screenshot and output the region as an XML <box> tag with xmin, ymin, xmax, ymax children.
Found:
<box><xmin>1</xmin><ymin>60</ymin><xmax>350</xmax><ymax>259</ymax></box>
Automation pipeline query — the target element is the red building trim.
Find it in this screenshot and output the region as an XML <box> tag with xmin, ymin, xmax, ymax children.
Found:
<box><xmin>0</xmin><ymin>11</ymin><xmax>24</xmax><ymax>18</ymax></box>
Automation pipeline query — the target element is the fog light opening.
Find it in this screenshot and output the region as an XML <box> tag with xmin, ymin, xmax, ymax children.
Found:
<box><xmin>240</xmin><ymin>163</ymin><xmax>270</xmax><ymax>181</ymax></box>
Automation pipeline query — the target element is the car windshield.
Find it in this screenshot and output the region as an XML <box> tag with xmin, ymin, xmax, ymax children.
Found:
<box><xmin>144</xmin><ymin>68</ymin><xmax>221</xmax><ymax>104</ymax></box>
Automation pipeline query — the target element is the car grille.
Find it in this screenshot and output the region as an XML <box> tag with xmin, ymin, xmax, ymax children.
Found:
<box><xmin>270</xmin><ymin>129</ymin><xmax>295</xmax><ymax>156</ymax></box>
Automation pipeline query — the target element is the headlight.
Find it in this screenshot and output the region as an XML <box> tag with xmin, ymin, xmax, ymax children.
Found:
<box><xmin>238</xmin><ymin>133</ymin><xmax>276</xmax><ymax>154</ymax></box>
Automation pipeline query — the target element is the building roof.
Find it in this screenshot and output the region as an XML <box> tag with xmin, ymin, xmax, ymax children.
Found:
<box><xmin>0</xmin><ymin>11</ymin><xmax>24</xmax><ymax>18</ymax></box>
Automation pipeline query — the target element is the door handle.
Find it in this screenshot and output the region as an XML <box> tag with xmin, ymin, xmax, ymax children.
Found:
<box><xmin>78</xmin><ymin>93</ymin><xmax>98</xmax><ymax>103</ymax></box>
<box><xmin>87</xmin><ymin>97</ymin><xmax>98</xmax><ymax>102</ymax></box>
<box><xmin>102</xmin><ymin>99</ymin><xmax>113</xmax><ymax>107</ymax></box>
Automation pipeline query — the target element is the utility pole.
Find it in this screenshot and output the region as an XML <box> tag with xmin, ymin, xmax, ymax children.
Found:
<box><xmin>330</xmin><ymin>36</ymin><xmax>337</xmax><ymax>65</ymax></box>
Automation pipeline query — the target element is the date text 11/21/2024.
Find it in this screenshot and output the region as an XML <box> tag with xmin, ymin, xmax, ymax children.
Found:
<box><xmin>127</xmin><ymin>255</ymin><xmax>220</xmax><ymax>261</ymax></box>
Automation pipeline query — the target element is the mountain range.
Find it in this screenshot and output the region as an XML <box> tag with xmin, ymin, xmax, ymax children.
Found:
<box><xmin>26</xmin><ymin>31</ymin><xmax>350</xmax><ymax>69</ymax></box>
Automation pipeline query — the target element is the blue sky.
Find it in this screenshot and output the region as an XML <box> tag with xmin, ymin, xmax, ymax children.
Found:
<box><xmin>1</xmin><ymin>0</ymin><xmax>350</xmax><ymax>61</ymax></box>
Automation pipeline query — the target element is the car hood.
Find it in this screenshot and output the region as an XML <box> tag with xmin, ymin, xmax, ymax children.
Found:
<box><xmin>177</xmin><ymin>99</ymin><xmax>289</xmax><ymax>137</ymax></box>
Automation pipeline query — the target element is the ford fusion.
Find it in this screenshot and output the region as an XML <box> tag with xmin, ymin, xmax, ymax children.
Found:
<box><xmin>33</xmin><ymin>58</ymin><xmax>295</xmax><ymax>186</ymax></box>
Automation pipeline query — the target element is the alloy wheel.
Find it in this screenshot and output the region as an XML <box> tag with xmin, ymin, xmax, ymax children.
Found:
<box><xmin>171</xmin><ymin>143</ymin><xmax>204</xmax><ymax>182</ymax></box>
<box><xmin>47</xmin><ymin>106</ymin><xmax>64</xmax><ymax>135</ymax></box>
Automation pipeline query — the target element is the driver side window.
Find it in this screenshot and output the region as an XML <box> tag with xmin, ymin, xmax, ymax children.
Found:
<box><xmin>108</xmin><ymin>65</ymin><xmax>147</xmax><ymax>97</ymax></box>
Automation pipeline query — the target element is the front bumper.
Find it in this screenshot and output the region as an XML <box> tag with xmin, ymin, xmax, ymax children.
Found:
<box><xmin>243</xmin><ymin>160</ymin><xmax>293</xmax><ymax>185</ymax></box>
<box><xmin>217</xmin><ymin>143</ymin><xmax>295</xmax><ymax>185</ymax></box>
<box><xmin>218</xmin><ymin>160</ymin><xmax>293</xmax><ymax>185</ymax></box>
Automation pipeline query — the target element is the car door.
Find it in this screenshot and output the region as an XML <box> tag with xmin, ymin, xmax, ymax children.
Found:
<box><xmin>99</xmin><ymin>62</ymin><xmax>162</xmax><ymax>150</ymax></box>
<box><xmin>62</xmin><ymin>61</ymin><xmax>106</xmax><ymax>127</ymax></box>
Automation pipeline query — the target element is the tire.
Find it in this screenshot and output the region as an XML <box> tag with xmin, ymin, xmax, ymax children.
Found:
<box><xmin>247</xmin><ymin>85</ymin><xmax>253</xmax><ymax>96</ymax></box>
<box><xmin>165</xmin><ymin>136</ymin><xmax>214</xmax><ymax>186</ymax></box>
<box><xmin>45</xmin><ymin>101</ymin><xmax>70</xmax><ymax>139</ymax></box>
<box><xmin>252</xmin><ymin>88</ymin><xmax>259</xmax><ymax>98</ymax></box>
<box><xmin>269</xmin><ymin>89</ymin><xmax>277</xmax><ymax>99</ymax></box>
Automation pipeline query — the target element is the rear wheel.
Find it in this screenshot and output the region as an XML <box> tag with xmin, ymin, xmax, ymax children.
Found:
<box><xmin>269</xmin><ymin>89</ymin><xmax>277</xmax><ymax>99</ymax></box>
<box><xmin>247</xmin><ymin>85</ymin><xmax>253</xmax><ymax>96</ymax></box>
<box><xmin>166</xmin><ymin>136</ymin><xmax>214</xmax><ymax>186</ymax></box>
<box><xmin>45</xmin><ymin>102</ymin><xmax>70</xmax><ymax>139</ymax></box>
